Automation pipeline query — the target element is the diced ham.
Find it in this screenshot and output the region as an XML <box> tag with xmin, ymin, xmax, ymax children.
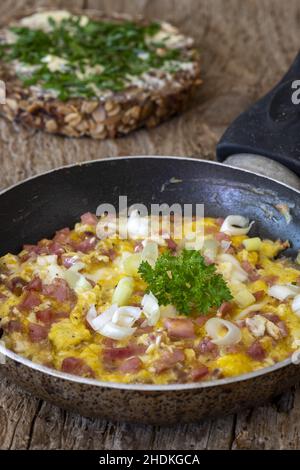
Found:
<box><xmin>42</xmin><ymin>278</ymin><xmax>76</xmax><ymax>303</ymax></box>
<box><xmin>55</xmin><ymin>311</ymin><xmax>71</xmax><ymax>320</ymax></box>
<box><xmin>53</xmin><ymin>227</ymin><xmax>71</xmax><ymax>244</ymax></box>
<box><xmin>236</xmin><ymin>319</ymin><xmax>246</xmax><ymax>328</ymax></box>
<box><xmin>154</xmin><ymin>349</ymin><xmax>185</xmax><ymax>373</ymax></box>
<box><xmin>36</xmin><ymin>308</ymin><xmax>69</xmax><ymax>325</ymax></box>
<box><xmin>247</xmin><ymin>340</ymin><xmax>265</xmax><ymax>361</ymax></box>
<box><xmin>253</xmin><ymin>290</ymin><xmax>265</xmax><ymax>301</ymax></box>
<box><xmin>190</xmin><ymin>364</ymin><xmax>209</xmax><ymax>381</ymax></box>
<box><xmin>278</xmin><ymin>321</ymin><xmax>289</xmax><ymax>338</ymax></box>
<box><xmin>25</xmin><ymin>276</ymin><xmax>42</xmax><ymax>292</ymax></box>
<box><xmin>61</xmin><ymin>255</ymin><xmax>78</xmax><ymax>268</ymax></box>
<box><xmin>194</xmin><ymin>316</ymin><xmax>208</xmax><ymax>327</ymax></box>
<box><xmin>6</xmin><ymin>277</ymin><xmax>27</xmax><ymax>296</ymax></box>
<box><xmin>36</xmin><ymin>308</ymin><xmax>53</xmax><ymax>324</ymax></box>
<box><xmin>216</xmin><ymin>218</ymin><xmax>225</xmax><ymax>226</ymax></box>
<box><xmin>72</xmin><ymin>236</ymin><xmax>97</xmax><ymax>253</ymax></box>
<box><xmin>80</xmin><ymin>212</ymin><xmax>98</xmax><ymax>226</ymax></box>
<box><xmin>148</xmin><ymin>333</ymin><xmax>156</xmax><ymax>342</ymax></box>
<box><xmin>218</xmin><ymin>301</ymin><xmax>234</xmax><ymax>316</ymax></box>
<box><xmin>225</xmin><ymin>344</ymin><xmax>242</xmax><ymax>354</ymax></box>
<box><xmin>28</xmin><ymin>323</ymin><xmax>48</xmax><ymax>342</ymax></box>
<box><xmin>235</xmin><ymin>243</ymin><xmax>244</xmax><ymax>251</ymax></box>
<box><xmin>204</xmin><ymin>256</ymin><xmax>214</xmax><ymax>265</ymax></box>
<box><xmin>249</xmin><ymin>271</ymin><xmax>261</xmax><ymax>282</ymax></box>
<box><xmin>174</xmin><ymin>369</ymin><xmax>189</xmax><ymax>383</ymax></box>
<box><xmin>134</xmin><ymin>242</ymin><xmax>143</xmax><ymax>253</ymax></box>
<box><xmin>215</xmin><ymin>232</ymin><xmax>231</xmax><ymax>242</ymax></box>
<box><xmin>18</xmin><ymin>291</ymin><xmax>41</xmax><ymax>311</ymax></box>
<box><xmin>19</xmin><ymin>253</ymin><xmax>33</xmax><ymax>263</ymax></box>
<box><xmin>134</xmin><ymin>322</ymin><xmax>153</xmax><ymax>335</ymax></box>
<box><xmin>164</xmin><ymin>318</ymin><xmax>195</xmax><ymax>339</ymax></box>
<box><xmin>204</xmin><ymin>226</ymin><xmax>218</xmax><ymax>234</ymax></box>
<box><xmin>241</xmin><ymin>261</ymin><xmax>260</xmax><ymax>281</ymax></box>
<box><xmin>103</xmin><ymin>345</ymin><xmax>146</xmax><ymax>362</ymax></box>
<box><xmin>119</xmin><ymin>357</ymin><xmax>142</xmax><ymax>373</ymax></box>
<box><xmin>24</xmin><ymin>240</ymin><xmax>64</xmax><ymax>257</ymax></box>
<box><xmin>36</xmin><ymin>240</ymin><xmax>51</xmax><ymax>255</ymax></box>
<box><xmin>101</xmin><ymin>248</ymin><xmax>117</xmax><ymax>261</ymax></box>
<box><xmin>102</xmin><ymin>337</ymin><xmax>117</xmax><ymax>348</ymax></box>
<box><xmin>61</xmin><ymin>357</ymin><xmax>95</xmax><ymax>378</ymax></box>
<box><xmin>5</xmin><ymin>319</ymin><xmax>23</xmax><ymax>333</ymax></box>
<box><xmin>263</xmin><ymin>275</ymin><xmax>279</xmax><ymax>287</ymax></box>
<box><xmin>23</xmin><ymin>244</ymin><xmax>39</xmax><ymax>255</ymax></box>
<box><xmin>48</xmin><ymin>241</ymin><xmax>65</xmax><ymax>256</ymax></box>
<box><xmin>61</xmin><ymin>257</ymin><xmax>75</xmax><ymax>269</ymax></box>
<box><xmin>139</xmin><ymin>325</ymin><xmax>153</xmax><ymax>334</ymax></box>
<box><xmin>198</xmin><ymin>337</ymin><xmax>219</xmax><ymax>357</ymax></box>
<box><xmin>241</xmin><ymin>260</ymin><xmax>252</xmax><ymax>272</ymax></box>
<box><xmin>166</xmin><ymin>238</ymin><xmax>177</xmax><ymax>251</ymax></box>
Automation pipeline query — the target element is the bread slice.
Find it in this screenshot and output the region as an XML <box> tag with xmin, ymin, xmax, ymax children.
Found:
<box><xmin>0</xmin><ymin>8</ymin><xmax>201</xmax><ymax>139</ymax></box>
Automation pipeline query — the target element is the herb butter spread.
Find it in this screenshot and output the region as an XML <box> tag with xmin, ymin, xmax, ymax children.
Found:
<box><xmin>0</xmin><ymin>10</ymin><xmax>198</xmax><ymax>100</ymax></box>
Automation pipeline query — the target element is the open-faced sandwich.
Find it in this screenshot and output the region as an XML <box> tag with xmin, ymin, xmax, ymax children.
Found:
<box><xmin>0</xmin><ymin>9</ymin><xmax>201</xmax><ymax>138</ymax></box>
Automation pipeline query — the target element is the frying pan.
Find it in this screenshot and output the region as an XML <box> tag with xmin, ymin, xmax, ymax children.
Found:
<box><xmin>0</xmin><ymin>155</ymin><xmax>300</xmax><ymax>425</ymax></box>
<box><xmin>2</xmin><ymin>53</ymin><xmax>300</xmax><ymax>425</ymax></box>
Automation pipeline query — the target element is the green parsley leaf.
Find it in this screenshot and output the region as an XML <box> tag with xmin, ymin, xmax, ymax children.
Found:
<box><xmin>139</xmin><ymin>249</ymin><xmax>232</xmax><ymax>315</ymax></box>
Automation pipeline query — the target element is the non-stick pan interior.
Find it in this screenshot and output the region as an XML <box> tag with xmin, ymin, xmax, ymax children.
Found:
<box><xmin>1</xmin><ymin>157</ymin><xmax>300</xmax><ymax>257</ymax></box>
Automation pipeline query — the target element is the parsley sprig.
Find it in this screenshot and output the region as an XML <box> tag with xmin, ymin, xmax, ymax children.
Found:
<box><xmin>139</xmin><ymin>249</ymin><xmax>232</xmax><ymax>315</ymax></box>
<box><xmin>0</xmin><ymin>15</ymin><xmax>182</xmax><ymax>100</ymax></box>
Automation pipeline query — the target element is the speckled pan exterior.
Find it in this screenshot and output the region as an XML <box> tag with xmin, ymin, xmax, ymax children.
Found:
<box><xmin>1</xmin><ymin>157</ymin><xmax>300</xmax><ymax>424</ymax></box>
<box><xmin>0</xmin><ymin>347</ymin><xmax>299</xmax><ymax>424</ymax></box>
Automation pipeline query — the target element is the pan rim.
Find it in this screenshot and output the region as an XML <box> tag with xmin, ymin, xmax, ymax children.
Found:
<box><xmin>0</xmin><ymin>155</ymin><xmax>298</xmax><ymax>391</ymax></box>
<box><xmin>1</xmin><ymin>155</ymin><xmax>300</xmax><ymax>198</ymax></box>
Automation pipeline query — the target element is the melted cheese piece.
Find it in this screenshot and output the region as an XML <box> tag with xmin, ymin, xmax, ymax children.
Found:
<box><xmin>41</xmin><ymin>55</ymin><xmax>69</xmax><ymax>72</ymax></box>
<box><xmin>20</xmin><ymin>10</ymin><xmax>71</xmax><ymax>31</ymax></box>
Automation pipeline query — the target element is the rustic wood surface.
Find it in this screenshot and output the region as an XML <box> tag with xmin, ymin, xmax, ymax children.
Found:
<box><xmin>1</xmin><ymin>0</ymin><xmax>300</xmax><ymax>450</ymax></box>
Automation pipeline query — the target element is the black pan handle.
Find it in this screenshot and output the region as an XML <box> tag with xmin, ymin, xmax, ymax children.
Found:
<box><xmin>217</xmin><ymin>51</ymin><xmax>300</xmax><ymax>177</ymax></box>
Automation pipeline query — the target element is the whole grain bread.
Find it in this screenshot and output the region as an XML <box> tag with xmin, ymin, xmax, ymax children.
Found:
<box><xmin>0</xmin><ymin>8</ymin><xmax>202</xmax><ymax>139</ymax></box>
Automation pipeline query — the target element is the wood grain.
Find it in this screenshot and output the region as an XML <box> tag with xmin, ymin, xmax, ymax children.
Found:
<box><xmin>1</xmin><ymin>0</ymin><xmax>300</xmax><ymax>450</ymax></box>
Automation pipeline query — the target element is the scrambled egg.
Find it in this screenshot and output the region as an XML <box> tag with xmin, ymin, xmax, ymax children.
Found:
<box><xmin>1</xmin><ymin>214</ymin><xmax>300</xmax><ymax>385</ymax></box>
<box><xmin>215</xmin><ymin>354</ymin><xmax>253</xmax><ymax>377</ymax></box>
<box><xmin>49</xmin><ymin>320</ymin><xmax>91</xmax><ymax>351</ymax></box>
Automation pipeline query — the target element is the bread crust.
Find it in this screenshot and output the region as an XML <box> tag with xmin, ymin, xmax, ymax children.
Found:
<box><xmin>0</xmin><ymin>8</ymin><xmax>202</xmax><ymax>139</ymax></box>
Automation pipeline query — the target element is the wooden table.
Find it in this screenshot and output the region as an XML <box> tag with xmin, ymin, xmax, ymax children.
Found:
<box><xmin>1</xmin><ymin>0</ymin><xmax>300</xmax><ymax>450</ymax></box>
